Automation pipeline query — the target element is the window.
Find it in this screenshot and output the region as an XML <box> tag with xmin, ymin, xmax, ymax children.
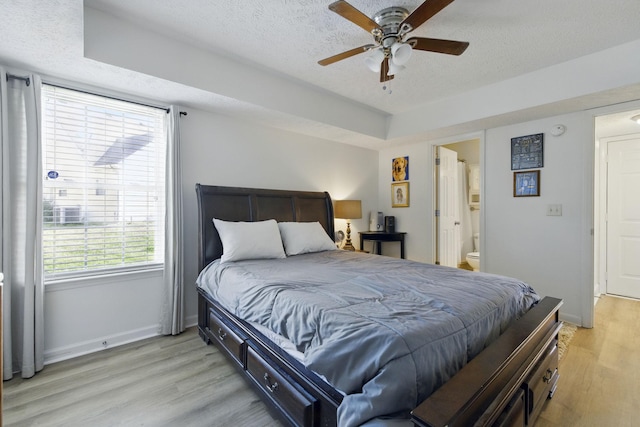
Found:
<box><xmin>42</xmin><ymin>85</ymin><xmax>166</xmax><ymax>279</ymax></box>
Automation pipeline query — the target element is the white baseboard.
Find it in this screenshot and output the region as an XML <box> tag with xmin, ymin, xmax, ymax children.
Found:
<box><xmin>185</xmin><ymin>313</ymin><xmax>198</xmax><ymax>328</ymax></box>
<box><xmin>44</xmin><ymin>314</ymin><xmax>200</xmax><ymax>365</ymax></box>
<box><xmin>44</xmin><ymin>325</ymin><xmax>160</xmax><ymax>365</ymax></box>
<box><xmin>559</xmin><ymin>312</ymin><xmax>583</xmax><ymax>327</ymax></box>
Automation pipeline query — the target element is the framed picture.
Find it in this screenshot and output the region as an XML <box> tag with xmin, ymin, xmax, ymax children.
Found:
<box><xmin>391</xmin><ymin>182</ymin><xmax>409</xmax><ymax>207</ymax></box>
<box><xmin>511</xmin><ymin>133</ymin><xmax>543</xmax><ymax>170</ymax></box>
<box><xmin>513</xmin><ymin>170</ymin><xmax>540</xmax><ymax>197</ymax></box>
<box><xmin>392</xmin><ymin>156</ymin><xmax>409</xmax><ymax>181</ymax></box>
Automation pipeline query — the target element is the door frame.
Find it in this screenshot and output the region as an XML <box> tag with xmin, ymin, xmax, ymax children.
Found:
<box><xmin>592</xmin><ymin>99</ymin><xmax>640</xmax><ymax>329</ymax></box>
<box><xmin>598</xmin><ymin>133</ymin><xmax>640</xmax><ymax>296</ymax></box>
<box><xmin>429</xmin><ymin>131</ymin><xmax>485</xmax><ymax>269</ymax></box>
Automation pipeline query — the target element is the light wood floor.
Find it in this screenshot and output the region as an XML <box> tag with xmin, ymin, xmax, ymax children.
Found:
<box><xmin>537</xmin><ymin>294</ymin><xmax>640</xmax><ymax>427</ymax></box>
<box><xmin>3</xmin><ymin>294</ymin><xmax>638</xmax><ymax>426</ymax></box>
<box><xmin>3</xmin><ymin>329</ymin><xmax>282</xmax><ymax>427</ymax></box>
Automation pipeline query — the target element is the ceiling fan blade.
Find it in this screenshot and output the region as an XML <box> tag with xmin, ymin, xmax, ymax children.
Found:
<box><xmin>401</xmin><ymin>0</ymin><xmax>455</xmax><ymax>32</ymax></box>
<box><xmin>318</xmin><ymin>44</ymin><xmax>375</xmax><ymax>66</ymax></box>
<box><xmin>328</xmin><ymin>0</ymin><xmax>380</xmax><ymax>33</ymax></box>
<box><xmin>380</xmin><ymin>57</ymin><xmax>394</xmax><ymax>83</ymax></box>
<box><xmin>407</xmin><ymin>37</ymin><xmax>469</xmax><ymax>55</ymax></box>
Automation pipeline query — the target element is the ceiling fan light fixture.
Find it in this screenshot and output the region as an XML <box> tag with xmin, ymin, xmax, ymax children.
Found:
<box><xmin>391</xmin><ymin>42</ymin><xmax>412</xmax><ymax>66</ymax></box>
<box><xmin>631</xmin><ymin>114</ymin><xmax>640</xmax><ymax>124</ymax></box>
<box><xmin>365</xmin><ymin>49</ymin><xmax>385</xmax><ymax>72</ymax></box>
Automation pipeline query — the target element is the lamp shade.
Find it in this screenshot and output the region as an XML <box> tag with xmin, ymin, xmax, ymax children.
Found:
<box><xmin>334</xmin><ymin>200</ymin><xmax>362</xmax><ymax>220</ymax></box>
<box><xmin>365</xmin><ymin>49</ymin><xmax>385</xmax><ymax>72</ymax></box>
<box><xmin>391</xmin><ymin>42</ymin><xmax>412</xmax><ymax>66</ymax></box>
<box><xmin>387</xmin><ymin>60</ymin><xmax>405</xmax><ymax>76</ymax></box>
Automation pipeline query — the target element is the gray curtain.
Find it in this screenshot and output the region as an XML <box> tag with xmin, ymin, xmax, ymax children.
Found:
<box><xmin>160</xmin><ymin>106</ymin><xmax>184</xmax><ymax>335</ymax></box>
<box><xmin>0</xmin><ymin>67</ymin><xmax>45</xmax><ymax>379</ymax></box>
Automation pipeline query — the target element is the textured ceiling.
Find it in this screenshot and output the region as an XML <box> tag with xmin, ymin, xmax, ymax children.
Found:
<box><xmin>1</xmin><ymin>0</ymin><xmax>640</xmax><ymax>148</ymax></box>
<box><xmin>88</xmin><ymin>0</ymin><xmax>640</xmax><ymax>114</ymax></box>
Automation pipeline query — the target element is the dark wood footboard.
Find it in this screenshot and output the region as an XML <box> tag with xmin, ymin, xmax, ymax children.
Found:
<box><xmin>412</xmin><ymin>296</ymin><xmax>563</xmax><ymax>427</ymax></box>
<box><xmin>198</xmin><ymin>288</ymin><xmax>561</xmax><ymax>427</ymax></box>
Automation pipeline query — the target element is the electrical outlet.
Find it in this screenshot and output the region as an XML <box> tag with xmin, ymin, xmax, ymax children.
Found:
<box><xmin>546</xmin><ymin>204</ymin><xmax>562</xmax><ymax>216</ymax></box>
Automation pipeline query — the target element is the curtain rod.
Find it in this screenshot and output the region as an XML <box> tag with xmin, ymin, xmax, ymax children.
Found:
<box><xmin>6</xmin><ymin>73</ymin><xmax>31</xmax><ymax>86</ymax></box>
<box><xmin>44</xmin><ymin>82</ymin><xmax>187</xmax><ymax>116</ymax></box>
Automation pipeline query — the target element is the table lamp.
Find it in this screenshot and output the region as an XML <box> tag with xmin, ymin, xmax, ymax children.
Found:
<box><xmin>334</xmin><ymin>200</ymin><xmax>362</xmax><ymax>251</ymax></box>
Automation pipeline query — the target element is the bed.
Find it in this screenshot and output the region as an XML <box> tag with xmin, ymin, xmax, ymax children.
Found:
<box><xmin>195</xmin><ymin>184</ymin><xmax>562</xmax><ymax>427</ymax></box>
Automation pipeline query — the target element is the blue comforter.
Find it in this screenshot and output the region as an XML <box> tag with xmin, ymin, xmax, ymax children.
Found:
<box><xmin>197</xmin><ymin>250</ymin><xmax>539</xmax><ymax>426</ymax></box>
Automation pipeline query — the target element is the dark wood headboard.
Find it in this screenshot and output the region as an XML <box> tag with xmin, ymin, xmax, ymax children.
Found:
<box><xmin>195</xmin><ymin>184</ymin><xmax>335</xmax><ymax>271</ymax></box>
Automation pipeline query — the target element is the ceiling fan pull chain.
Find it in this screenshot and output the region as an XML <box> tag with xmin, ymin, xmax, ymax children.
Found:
<box><xmin>382</xmin><ymin>80</ymin><xmax>392</xmax><ymax>95</ymax></box>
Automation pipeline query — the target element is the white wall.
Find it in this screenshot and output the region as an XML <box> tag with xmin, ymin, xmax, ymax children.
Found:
<box><xmin>43</xmin><ymin>107</ymin><xmax>379</xmax><ymax>364</ymax></box>
<box><xmin>44</xmin><ymin>270</ymin><xmax>164</xmax><ymax>363</ymax></box>
<box><xmin>484</xmin><ymin>112</ymin><xmax>594</xmax><ymax>326</ymax></box>
<box><xmin>377</xmin><ymin>143</ymin><xmax>434</xmax><ymax>261</ymax></box>
<box><xmin>378</xmin><ymin>114</ymin><xmax>594</xmax><ymax>326</ymax></box>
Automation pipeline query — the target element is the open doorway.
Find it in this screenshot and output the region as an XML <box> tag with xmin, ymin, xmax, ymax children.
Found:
<box><xmin>595</xmin><ymin>107</ymin><xmax>640</xmax><ymax>300</ymax></box>
<box><xmin>434</xmin><ymin>138</ymin><xmax>481</xmax><ymax>270</ymax></box>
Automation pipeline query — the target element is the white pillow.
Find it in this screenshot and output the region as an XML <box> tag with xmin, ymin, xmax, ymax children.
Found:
<box><xmin>213</xmin><ymin>218</ymin><xmax>286</xmax><ymax>263</ymax></box>
<box><xmin>278</xmin><ymin>221</ymin><xmax>337</xmax><ymax>256</ymax></box>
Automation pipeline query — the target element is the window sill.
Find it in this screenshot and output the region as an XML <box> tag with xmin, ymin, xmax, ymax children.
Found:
<box><xmin>45</xmin><ymin>267</ymin><xmax>164</xmax><ymax>292</ymax></box>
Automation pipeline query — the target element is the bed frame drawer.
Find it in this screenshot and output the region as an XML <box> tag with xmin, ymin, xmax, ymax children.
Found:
<box><xmin>246</xmin><ymin>345</ymin><xmax>318</xmax><ymax>427</ymax></box>
<box><xmin>524</xmin><ymin>340</ymin><xmax>558</xmax><ymax>424</ymax></box>
<box><xmin>493</xmin><ymin>388</ymin><xmax>525</xmax><ymax>427</ymax></box>
<box><xmin>208</xmin><ymin>309</ymin><xmax>245</xmax><ymax>367</ymax></box>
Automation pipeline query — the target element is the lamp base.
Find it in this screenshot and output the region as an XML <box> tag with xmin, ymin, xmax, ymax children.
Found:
<box><xmin>343</xmin><ymin>221</ymin><xmax>356</xmax><ymax>251</ymax></box>
<box><xmin>343</xmin><ymin>241</ymin><xmax>356</xmax><ymax>251</ymax></box>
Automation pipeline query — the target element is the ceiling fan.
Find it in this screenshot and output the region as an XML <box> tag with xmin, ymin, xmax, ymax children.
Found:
<box><xmin>318</xmin><ymin>0</ymin><xmax>469</xmax><ymax>83</ymax></box>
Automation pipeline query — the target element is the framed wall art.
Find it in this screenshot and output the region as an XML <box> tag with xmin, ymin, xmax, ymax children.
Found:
<box><xmin>511</xmin><ymin>133</ymin><xmax>543</xmax><ymax>170</ymax></box>
<box><xmin>392</xmin><ymin>156</ymin><xmax>409</xmax><ymax>181</ymax></box>
<box><xmin>391</xmin><ymin>182</ymin><xmax>409</xmax><ymax>207</ymax></box>
<box><xmin>513</xmin><ymin>170</ymin><xmax>540</xmax><ymax>197</ymax></box>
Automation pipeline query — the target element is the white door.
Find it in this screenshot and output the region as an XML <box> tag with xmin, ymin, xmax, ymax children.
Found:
<box><xmin>437</xmin><ymin>146</ymin><xmax>459</xmax><ymax>267</ymax></box>
<box><xmin>607</xmin><ymin>137</ymin><xmax>640</xmax><ymax>299</ymax></box>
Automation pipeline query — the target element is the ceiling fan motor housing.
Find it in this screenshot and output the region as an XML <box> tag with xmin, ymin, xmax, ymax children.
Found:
<box><xmin>373</xmin><ymin>7</ymin><xmax>409</xmax><ymax>48</ymax></box>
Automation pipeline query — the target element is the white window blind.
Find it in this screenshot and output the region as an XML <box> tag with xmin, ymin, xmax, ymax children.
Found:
<box><xmin>42</xmin><ymin>85</ymin><xmax>167</xmax><ymax>279</ymax></box>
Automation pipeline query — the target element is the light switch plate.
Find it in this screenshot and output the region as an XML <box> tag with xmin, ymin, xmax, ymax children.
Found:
<box><xmin>546</xmin><ymin>204</ymin><xmax>562</xmax><ymax>216</ymax></box>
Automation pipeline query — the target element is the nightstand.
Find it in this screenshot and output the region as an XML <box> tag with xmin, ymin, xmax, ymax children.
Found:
<box><xmin>359</xmin><ymin>231</ymin><xmax>406</xmax><ymax>259</ymax></box>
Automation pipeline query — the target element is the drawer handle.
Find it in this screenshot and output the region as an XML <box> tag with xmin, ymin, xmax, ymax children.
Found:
<box><xmin>543</xmin><ymin>369</ymin><xmax>554</xmax><ymax>383</ymax></box>
<box><xmin>217</xmin><ymin>328</ymin><xmax>227</xmax><ymax>341</ymax></box>
<box><xmin>263</xmin><ymin>373</ymin><xmax>279</xmax><ymax>393</ymax></box>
